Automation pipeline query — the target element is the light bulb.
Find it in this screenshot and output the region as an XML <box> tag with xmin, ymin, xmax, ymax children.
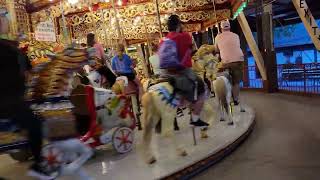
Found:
<box><xmin>68</xmin><ymin>0</ymin><xmax>79</xmax><ymax>5</ymax></box>
<box><xmin>117</xmin><ymin>0</ymin><xmax>122</xmax><ymax>6</ymax></box>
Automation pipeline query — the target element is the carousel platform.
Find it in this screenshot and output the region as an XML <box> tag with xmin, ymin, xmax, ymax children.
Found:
<box><xmin>0</xmin><ymin>104</ymin><xmax>254</xmax><ymax>180</ymax></box>
<box><xmin>60</xmin><ymin>104</ymin><xmax>255</xmax><ymax>180</ymax></box>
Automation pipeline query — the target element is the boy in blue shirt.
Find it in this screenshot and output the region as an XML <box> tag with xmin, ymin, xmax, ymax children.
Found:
<box><xmin>111</xmin><ymin>44</ymin><xmax>135</xmax><ymax>81</ymax></box>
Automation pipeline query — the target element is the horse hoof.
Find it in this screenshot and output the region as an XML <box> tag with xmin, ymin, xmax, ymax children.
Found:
<box><xmin>146</xmin><ymin>156</ymin><xmax>157</xmax><ymax>164</ymax></box>
<box><xmin>174</xmin><ymin>127</ymin><xmax>180</xmax><ymax>131</ymax></box>
<box><xmin>241</xmin><ymin>109</ymin><xmax>246</xmax><ymax>112</ymax></box>
<box><xmin>220</xmin><ymin>118</ymin><xmax>225</xmax><ymax>122</ymax></box>
<box><xmin>228</xmin><ymin>122</ymin><xmax>234</xmax><ymax>126</ymax></box>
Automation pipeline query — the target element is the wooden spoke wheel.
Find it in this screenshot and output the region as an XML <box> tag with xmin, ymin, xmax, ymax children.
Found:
<box><xmin>112</xmin><ymin>127</ymin><xmax>134</xmax><ymax>154</ymax></box>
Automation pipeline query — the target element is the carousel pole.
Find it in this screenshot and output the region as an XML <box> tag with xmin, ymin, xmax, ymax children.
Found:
<box><xmin>109</xmin><ymin>15</ymin><xmax>116</xmax><ymax>51</ymax></box>
<box><xmin>111</xmin><ymin>0</ymin><xmax>123</xmax><ymax>45</ymax></box>
<box><xmin>60</xmin><ymin>1</ymin><xmax>70</xmax><ymax>45</ymax></box>
<box><xmin>6</xmin><ymin>0</ymin><xmax>18</xmax><ymax>39</ymax></box>
<box><xmin>101</xmin><ymin>9</ymin><xmax>109</xmax><ymax>46</ymax></box>
<box><xmin>192</xmin><ymin>34</ymin><xmax>198</xmax><ymax>50</ymax></box>
<box><xmin>154</xmin><ymin>0</ymin><xmax>163</xmax><ymax>38</ymax></box>
<box><xmin>142</xmin><ymin>15</ymin><xmax>152</xmax><ymax>78</ymax></box>
<box><xmin>211</xmin><ymin>0</ymin><xmax>220</xmax><ymax>43</ymax></box>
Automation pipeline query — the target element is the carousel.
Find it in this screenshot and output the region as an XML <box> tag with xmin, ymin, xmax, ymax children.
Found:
<box><xmin>0</xmin><ymin>0</ymin><xmax>255</xmax><ymax>179</ymax></box>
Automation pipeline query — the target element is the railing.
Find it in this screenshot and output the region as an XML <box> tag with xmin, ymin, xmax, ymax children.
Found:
<box><xmin>241</xmin><ymin>63</ymin><xmax>320</xmax><ymax>95</ymax></box>
<box><xmin>277</xmin><ymin>63</ymin><xmax>320</xmax><ymax>94</ymax></box>
<box><xmin>241</xmin><ymin>65</ymin><xmax>263</xmax><ymax>89</ymax></box>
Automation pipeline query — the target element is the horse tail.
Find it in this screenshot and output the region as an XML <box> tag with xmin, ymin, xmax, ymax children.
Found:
<box><xmin>214</xmin><ymin>77</ymin><xmax>228</xmax><ymax>111</ymax></box>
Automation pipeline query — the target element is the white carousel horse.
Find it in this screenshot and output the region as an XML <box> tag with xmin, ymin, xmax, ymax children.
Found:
<box><xmin>139</xmin><ymin>74</ymin><xmax>215</xmax><ymax>164</ymax></box>
<box><xmin>141</xmin><ymin>82</ymin><xmax>187</xmax><ymax>164</ymax></box>
<box><xmin>213</xmin><ymin>70</ymin><xmax>234</xmax><ymax>125</ymax></box>
<box><xmin>192</xmin><ymin>44</ymin><xmax>245</xmax><ymax>126</ymax></box>
<box><xmin>112</xmin><ymin>76</ymin><xmax>142</xmax><ymax>130</ymax></box>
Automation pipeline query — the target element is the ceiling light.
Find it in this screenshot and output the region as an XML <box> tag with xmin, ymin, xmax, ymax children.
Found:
<box><xmin>68</xmin><ymin>0</ymin><xmax>79</xmax><ymax>5</ymax></box>
<box><xmin>117</xmin><ymin>0</ymin><xmax>122</xmax><ymax>6</ymax></box>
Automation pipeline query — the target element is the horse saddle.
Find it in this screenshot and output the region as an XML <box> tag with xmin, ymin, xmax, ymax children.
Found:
<box><xmin>147</xmin><ymin>78</ymin><xmax>170</xmax><ymax>90</ymax></box>
<box><xmin>216</xmin><ymin>70</ymin><xmax>233</xmax><ymax>84</ymax></box>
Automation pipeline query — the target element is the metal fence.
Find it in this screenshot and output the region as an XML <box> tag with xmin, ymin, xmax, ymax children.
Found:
<box><xmin>277</xmin><ymin>63</ymin><xmax>320</xmax><ymax>94</ymax></box>
<box><xmin>241</xmin><ymin>65</ymin><xmax>263</xmax><ymax>89</ymax></box>
<box><xmin>240</xmin><ymin>63</ymin><xmax>320</xmax><ymax>94</ymax></box>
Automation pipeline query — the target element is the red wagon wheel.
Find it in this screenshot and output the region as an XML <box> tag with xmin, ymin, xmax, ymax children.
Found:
<box><xmin>112</xmin><ymin>127</ymin><xmax>134</xmax><ymax>154</ymax></box>
<box><xmin>41</xmin><ymin>144</ymin><xmax>64</xmax><ymax>172</ymax></box>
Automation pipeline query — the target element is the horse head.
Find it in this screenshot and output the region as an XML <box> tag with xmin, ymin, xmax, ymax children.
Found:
<box><xmin>112</xmin><ymin>76</ymin><xmax>128</xmax><ymax>95</ymax></box>
<box><xmin>192</xmin><ymin>44</ymin><xmax>219</xmax><ymax>80</ymax></box>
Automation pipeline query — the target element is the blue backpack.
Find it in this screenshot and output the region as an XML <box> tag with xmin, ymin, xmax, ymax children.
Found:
<box><xmin>159</xmin><ymin>38</ymin><xmax>183</xmax><ymax>69</ymax></box>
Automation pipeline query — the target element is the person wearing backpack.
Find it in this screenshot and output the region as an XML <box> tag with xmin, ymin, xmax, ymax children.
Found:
<box><xmin>158</xmin><ymin>15</ymin><xmax>208</xmax><ymax>127</ymax></box>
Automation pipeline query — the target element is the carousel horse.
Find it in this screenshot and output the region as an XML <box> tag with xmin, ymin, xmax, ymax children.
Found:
<box><xmin>192</xmin><ymin>44</ymin><xmax>218</xmax><ymax>94</ymax></box>
<box><xmin>140</xmin><ymin>76</ymin><xmax>184</xmax><ymax>131</ymax></box>
<box><xmin>73</xmin><ymin>64</ymin><xmax>117</xmax><ymax>89</ymax></box>
<box><xmin>111</xmin><ymin>76</ymin><xmax>143</xmax><ymax>130</ymax></box>
<box><xmin>139</xmin><ymin>69</ymin><xmax>216</xmax><ymax>164</ymax></box>
<box><xmin>192</xmin><ymin>44</ymin><xmax>245</xmax><ymax>126</ymax></box>
<box><xmin>27</xmin><ymin>47</ymin><xmax>97</xmax><ymax>180</ymax></box>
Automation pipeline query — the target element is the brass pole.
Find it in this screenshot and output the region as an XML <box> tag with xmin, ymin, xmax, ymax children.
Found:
<box><xmin>142</xmin><ymin>16</ymin><xmax>151</xmax><ymax>78</ymax></box>
<box><xmin>6</xmin><ymin>0</ymin><xmax>18</xmax><ymax>39</ymax></box>
<box><xmin>101</xmin><ymin>9</ymin><xmax>109</xmax><ymax>46</ymax></box>
<box><xmin>60</xmin><ymin>1</ymin><xmax>70</xmax><ymax>45</ymax></box>
<box><xmin>154</xmin><ymin>0</ymin><xmax>163</xmax><ymax>38</ymax></box>
<box><xmin>111</xmin><ymin>0</ymin><xmax>123</xmax><ymax>45</ymax></box>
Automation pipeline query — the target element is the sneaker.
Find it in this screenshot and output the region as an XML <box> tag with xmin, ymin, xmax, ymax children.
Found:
<box><xmin>177</xmin><ymin>108</ymin><xmax>184</xmax><ymax>117</ymax></box>
<box><xmin>27</xmin><ymin>163</ymin><xmax>59</xmax><ymax>180</ymax></box>
<box><xmin>190</xmin><ymin>119</ymin><xmax>209</xmax><ymax>127</ymax></box>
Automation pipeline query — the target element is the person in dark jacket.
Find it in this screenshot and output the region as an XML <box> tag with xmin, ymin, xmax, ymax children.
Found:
<box><xmin>0</xmin><ymin>12</ymin><xmax>57</xmax><ymax>179</ymax></box>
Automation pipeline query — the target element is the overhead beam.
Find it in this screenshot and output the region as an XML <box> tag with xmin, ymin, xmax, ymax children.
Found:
<box><xmin>237</xmin><ymin>12</ymin><xmax>267</xmax><ymax>80</ymax></box>
<box><xmin>292</xmin><ymin>0</ymin><xmax>320</xmax><ymax>50</ymax></box>
<box><xmin>26</xmin><ymin>0</ymin><xmax>62</xmax><ymax>13</ymax></box>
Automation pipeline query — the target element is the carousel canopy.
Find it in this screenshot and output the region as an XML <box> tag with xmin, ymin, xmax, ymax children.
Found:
<box><xmin>23</xmin><ymin>0</ymin><xmax>248</xmax><ymax>43</ymax></box>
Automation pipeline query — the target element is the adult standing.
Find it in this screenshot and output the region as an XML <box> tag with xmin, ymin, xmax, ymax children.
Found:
<box><xmin>215</xmin><ymin>20</ymin><xmax>244</xmax><ymax>105</ymax></box>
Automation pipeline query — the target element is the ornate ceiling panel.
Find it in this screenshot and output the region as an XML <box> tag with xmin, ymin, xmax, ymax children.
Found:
<box><xmin>70</xmin><ymin>8</ymin><xmax>230</xmax><ymax>40</ymax></box>
<box><xmin>29</xmin><ymin>0</ymin><xmax>233</xmax><ymax>40</ymax></box>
